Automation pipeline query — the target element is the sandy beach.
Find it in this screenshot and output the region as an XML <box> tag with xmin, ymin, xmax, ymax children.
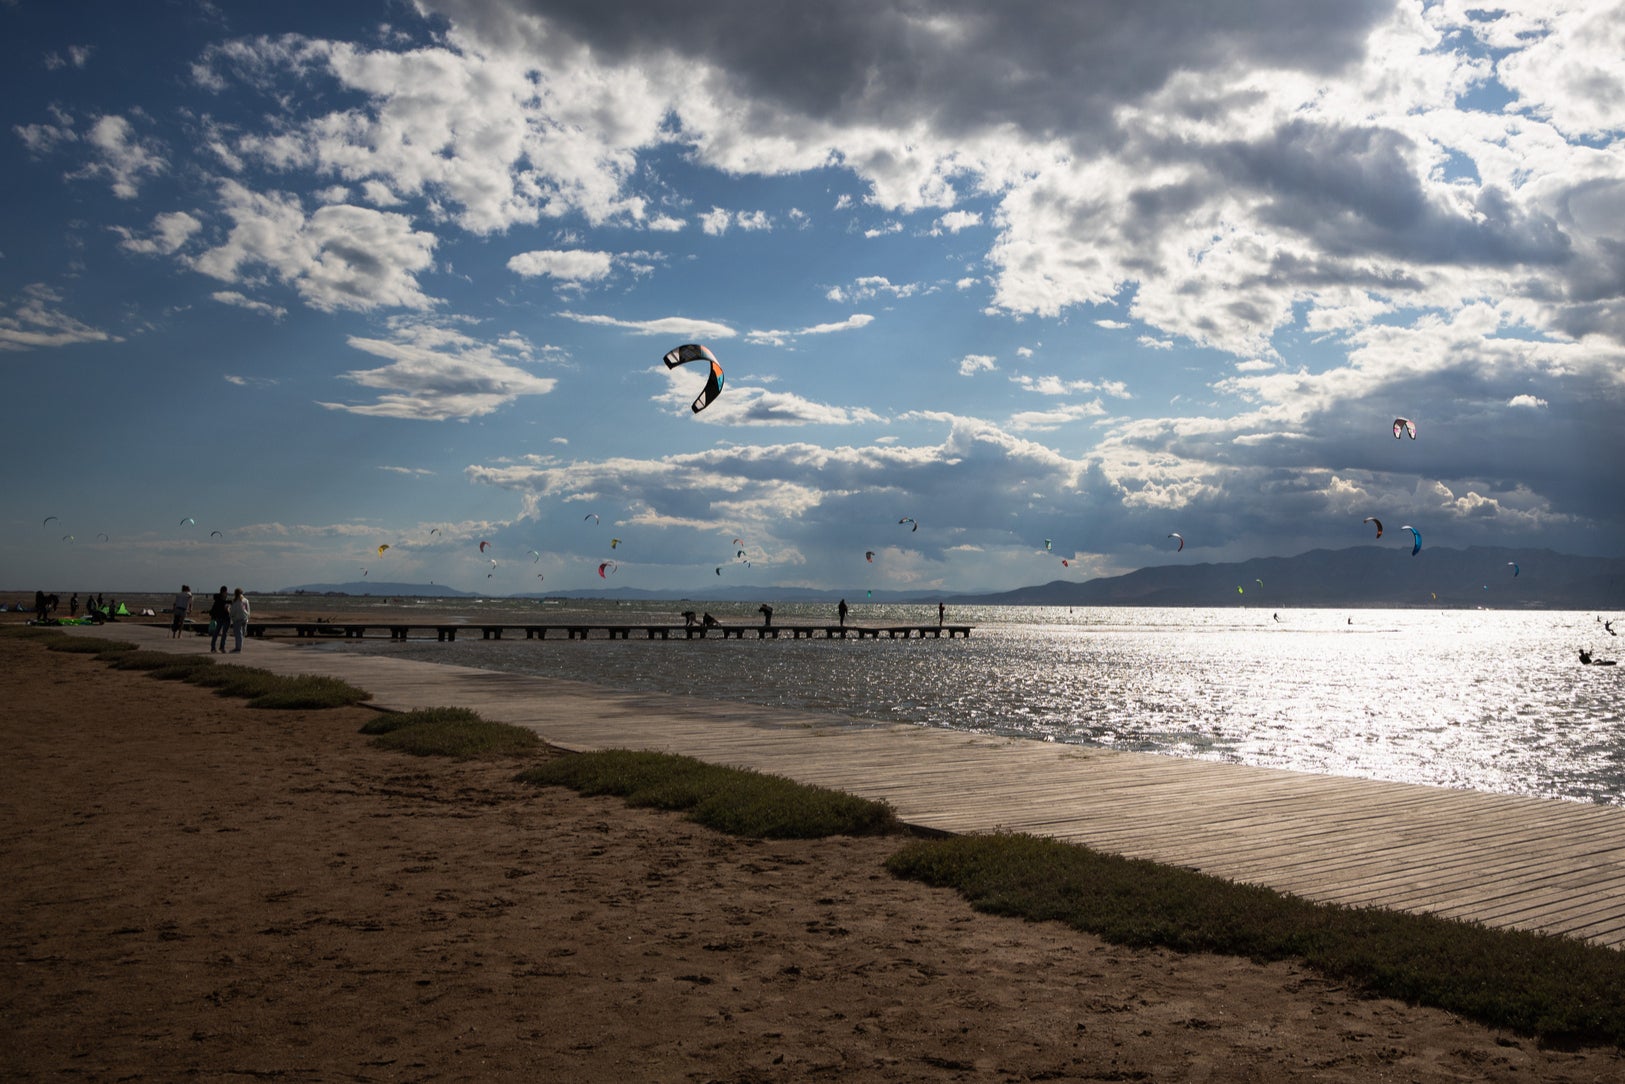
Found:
<box><xmin>1</xmin><ymin>626</ymin><xmax>1618</xmax><ymax>1082</ymax></box>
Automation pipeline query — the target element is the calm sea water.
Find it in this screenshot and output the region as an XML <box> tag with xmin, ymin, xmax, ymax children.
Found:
<box><xmin>161</xmin><ymin>595</ymin><xmax>1625</xmax><ymax>806</ymax></box>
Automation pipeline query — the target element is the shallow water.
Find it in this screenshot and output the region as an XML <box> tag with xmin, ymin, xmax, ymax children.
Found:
<box><xmin>254</xmin><ymin>597</ymin><xmax>1622</xmax><ymax>805</ymax></box>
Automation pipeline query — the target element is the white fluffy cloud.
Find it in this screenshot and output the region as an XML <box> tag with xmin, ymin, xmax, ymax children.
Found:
<box><xmin>318</xmin><ymin>320</ymin><xmax>556</xmax><ymax>420</ymax></box>
<box><xmin>506</xmin><ymin>248</ymin><xmax>615</xmax><ymax>281</ymax></box>
<box><xmin>192</xmin><ymin>181</ymin><xmax>438</xmax><ymax>312</ymax></box>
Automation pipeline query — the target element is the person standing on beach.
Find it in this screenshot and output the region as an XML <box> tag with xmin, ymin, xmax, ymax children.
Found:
<box><xmin>938</xmin><ymin>602</ymin><xmax>946</xmax><ymax>628</ymax></box>
<box><xmin>170</xmin><ymin>585</ymin><xmax>193</xmax><ymax>638</ymax></box>
<box><xmin>228</xmin><ymin>588</ymin><xmax>251</xmax><ymax>653</ymax></box>
<box><xmin>759</xmin><ymin>603</ymin><xmax>773</xmax><ymax>629</ymax></box>
<box><xmin>837</xmin><ymin>598</ymin><xmax>848</xmax><ymax>627</ymax></box>
<box><xmin>70</xmin><ymin>593</ymin><xmax>79</xmax><ymax>617</ymax></box>
<box><xmin>207</xmin><ymin>586</ymin><xmax>231</xmax><ymax>653</ymax></box>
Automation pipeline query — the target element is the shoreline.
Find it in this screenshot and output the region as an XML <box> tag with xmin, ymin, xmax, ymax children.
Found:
<box><xmin>2</xmin><ymin>629</ymin><xmax>1620</xmax><ymax>1079</ymax></box>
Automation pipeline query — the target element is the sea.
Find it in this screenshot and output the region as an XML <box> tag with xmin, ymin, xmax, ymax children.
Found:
<box><xmin>63</xmin><ymin>593</ymin><xmax>1625</xmax><ymax>806</ymax></box>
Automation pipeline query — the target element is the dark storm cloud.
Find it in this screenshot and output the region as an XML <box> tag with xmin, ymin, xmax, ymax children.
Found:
<box><xmin>425</xmin><ymin>0</ymin><xmax>1392</xmax><ymax>143</ymax></box>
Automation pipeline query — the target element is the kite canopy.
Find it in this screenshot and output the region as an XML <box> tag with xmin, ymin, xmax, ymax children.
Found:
<box><xmin>180</xmin><ymin>517</ymin><xmax>195</xmax><ymax>526</ymax></box>
<box><xmin>479</xmin><ymin>540</ymin><xmax>490</xmax><ymax>552</ymax></box>
<box><xmin>584</xmin><ymin>514</ymin><xmax>599</xmax><ymax>524</ymax></box>
<box><xmin>1362</xmin><ymin>516</ymin><xmax>1383</xmax><ymax>538</ymax></box>
<box><xmin>1400</xmin><ymin>524</ymin><xmax>1422</xmax><ymax>556</ymax></box>
<box><xmin>663</xmin><ymin>343</ymin><xmax>724</xmax><ymax>414</ymax></box>
<box><xmin>598</xmin><ymin>561</ymin><xmax>617</xmax><ymax>579</ymax></box>
<box><xmin>377</xmin><ymin>544</ymin><xmax>389</xmax><ymax>557</ymax></box>
<box><xmin>1508</xmin><ymin>561</ymin><xmax>1520</xmax><ymax>577</ymax></box>
<box><xmin>1168</xmin><ymin>532</ymin><xmax>1184</xmax><ymax>551</ymax></box>
<box><xmin>899</xmin><ymin>517</ymin><xmax>918</xmax><ymax>532</ymax></box>
<box><xmin>865</xmin><ymin>550</ymin><xmax>876</xmax><ymax>563</ymax></box>
<box><xmin>1393</xmin><ymin>417</ymin><xmax>1416</xmax><ymax>439</ymax></box>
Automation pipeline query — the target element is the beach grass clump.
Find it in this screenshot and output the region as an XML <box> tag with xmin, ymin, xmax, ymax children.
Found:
<box><xmin>519</xmin><ymin>750</ymin><xmax>901</xmax><ymax>839</ymax></box>
<box><xmin>44</xmin><ymin>636</ymin><xmax>137</xmax><ymax>655</ymax></box>
<box><xmin>108</xmin><ymin>650</ymin><xmax>217</xmax><ymax>679</ymax></box>
<box><xmin>364</xmin><ymin>707</ymin><xmax>540</xmax><ymax>758</ymax></box>
<box><xmin>0</xmin><ymin>625</ymin><xmax>67</xmax><ymax>641</ymax></box>
<box><xmin>884</xmin><ymin>831</ymin><xmax>1625</xmax><ymax>1046</ymax></box>
<box><xmin>180</xmin><ymin>664</ymin><xmax>370</xmax><ymax>709</ymax></box>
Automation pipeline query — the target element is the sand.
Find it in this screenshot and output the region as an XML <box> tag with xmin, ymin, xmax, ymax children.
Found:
<box><xmin>1</xmin><ymin>627</ymin><xmax>1618</xmax><ymax>1082</ymax></box>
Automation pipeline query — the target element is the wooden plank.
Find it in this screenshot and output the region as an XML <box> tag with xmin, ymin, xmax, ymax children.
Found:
<box><xmin>80</xmin><ymin>624</ymin><xmax>1625</xmax><ymax>950</ymax></box>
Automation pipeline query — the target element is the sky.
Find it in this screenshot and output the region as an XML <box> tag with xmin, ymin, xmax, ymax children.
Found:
<box><xmin>3</xmin><ymin>0</ymin><xmax>1623</xmax><ymax>597</ymax></box>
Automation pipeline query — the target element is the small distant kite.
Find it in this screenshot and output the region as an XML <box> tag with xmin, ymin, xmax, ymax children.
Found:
<box><xmin>899</xmin><ymin>517</ymin><xmax>918</xmax><ymax>532</ymax></box>
<box><xmin>97</xmin><ymin>532</ymin><xmax>110</xmax><ymax>542</ymax></box>
<box><xmin>429</xmin><ymin>527</ymin><xmax>442</xmax><ymax>536</ymax></box>
<box><xmin>479</xmin><ymin>540</ymin><xmax>491</xmax><ymax>553</ymax></box>
<box><xmin>1508</xmin><ymin>561</ymin><xmax>1520</xmax><ymax>577</ymax></box>
<box><xmin>1168</xmin><ymin>532</ymin><xmax>1184</xmax><ymax>552</ymax></box>
<box><xmin>377</xmin><ymin>544</ymin><xmax>390</xmax><ymax>557</ymax></box>
<box><xmin>42</xmin><ymin>516</ymin><xmax>58</xmax><ymax>527</ymax></box>
<box><xmin>62</xmin><ymin>534</ymin><xmax>74</xmax><ymax>543</ymax></box>
<box><xmin>1400</xmin><ymin>524</ymin><xmax>1422</xmax><ymax>556</ymax></box>
<box><xmin>865</xmin><ymin>550</ymin><xmax>876</xmax><ymax>563</ymax></box>
<box><xmin>1362</xmin><ymin>516</ymin><xmax>1383</xmax><ymax>539</ymax></box>
<box><xmin>598</xmin><ymin>561</ymin><xmax>617</xmax><ymax>579</ymax></box>
<box><xmin>715</xmin><ymin>567</ymin><xmax>723</xmax><ymax>576</ymax></box>
<box><xmin>662</xmin><ymin>343</ymin><xmax>724</xmax><ymax>414</ymax></box>
<box><xmin>528</xmin><ymin>549</ymin><xmax>541</xmax><ymax>562</ymax></box>
<box><xmin>180</xmin><ymin>517</ymin><xmax>195</xmax><ymax>527</ymax></box>
<box><xmin>584</xmin><ymin>514</ymin><xmax>600</xmax><ymax>525</ymax></box>
<box><xmin>1043</xmin><ymin>539</ymin><xmax>1052</xmax><ymax>551</ymax></box>
<box><xmin>610</xmin><ymin>538</ymin><xmax>622</xmax><ymax>549</ymax></box>
<box><xmin>1060</xmin><ymin>559</ymin><xmax>1070</xmax><ymax>568</ymax></box>
<box><xmin>1393</xmin><ymin>417</ymin><xmax>1416</xmax><ymax>440</ymax></box>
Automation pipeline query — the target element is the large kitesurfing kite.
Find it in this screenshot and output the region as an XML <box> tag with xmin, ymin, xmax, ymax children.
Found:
<box><xmin>663</xmin><ymin>343</ymin><xmax>724</xmax><ymax>414</ymax></box>
<box><xmin>1401</xmin><ymin>524</ymin><xmax>1422</xmax><ymax>556</ymax></box>
<box><xmin>1393</xmin><ymin>417</ymin><xmax>1416</xmax><ymax>439</ymax></box>
<box><xmin>1362</xmin><ymin>516</ymin><xmax>1383</xmax><ymax>538</ymax></box>
<box><xmin>1168</xmin><ymin>532</ymin><xmax>1184</xmax><ymax>552</ymax></box>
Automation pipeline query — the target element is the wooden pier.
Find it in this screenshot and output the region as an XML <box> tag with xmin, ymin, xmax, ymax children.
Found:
<box><xmin>188</xmin><ymin>621</ymin><xmax>973</xmax><ymax>642</ymax></box>
<box><xmin>87</xmin><ymin>624</ymin><xmax>1625</xmax><ymax>949</ymax></box>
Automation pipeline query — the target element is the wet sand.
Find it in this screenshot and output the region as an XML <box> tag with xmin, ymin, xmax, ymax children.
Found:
<box><xmin>1</xmin><ymin>626</ymin><xmax>1617</xmax><ymax>1081</ymax></box>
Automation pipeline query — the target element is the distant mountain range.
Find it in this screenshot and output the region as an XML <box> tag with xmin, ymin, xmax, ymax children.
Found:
<box><xmin>282</xmin><ymin>546</ymin><xmax>1625</xmax><ymax>610</ymax></box>
<box><xmin>947</xmin><ymin>546</ymin><xmax>1625</xmax><ymax>609</ymax></box>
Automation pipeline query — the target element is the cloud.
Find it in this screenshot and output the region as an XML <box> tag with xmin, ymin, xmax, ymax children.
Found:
<box><xmin>744</xmin><ymin>313</ymin><xmax>873</xmax><ymax>347</ymax></box>
<box><xmin>191</xmin><ymin>180</ymin><xmax>438</xmax><ymax>312</ymax></box>
<box><xmin>317</xmin><ymin>320</ymin><xmax>557</xmax><ymax>420</ymax></box>
<box><xmin>958</xmin><ymin>354</ymin><xmax>996</xmax><ymax>376</ymax></box>
<box><xmin>825</xmin><ymin>275</ymin><xmax>919</xmax><ymax>303</ymax></box>
<box><xmin>115</xmin><ymin>211</ymin><xmax>203</xmax><ymax>255</ymax></box>
<box><xmin>0</xmin><ymin>284</ymin><xmax>118</xmax><ymax>351</ymax></box>
<box><xmin>1507</xmin><ymin>394</ymin><xmax>1547</xmax><ymax>409</ymax></box>
<box><xmin>558</xmin><ymin>311</ymin><xmax>736</xmax><ymax>339</ymax></box>
<box><xmin>210</xmin><ymin>291</ymin><xmax>288</xmax><ymax>319</ymax></box>
<box><xmin>506</xmin><ymin>248</ymin><xmax>615</xmax><ymax>281</ymax></box>
<box><xmin>933</xmin><ymin>210</ymin><xmax>982</xmax><ymax>233</ymax></box>
<box><xmin>72</xmin><ymin>115</ymin><xmax>166</xmax><ymax>199</ymax></box>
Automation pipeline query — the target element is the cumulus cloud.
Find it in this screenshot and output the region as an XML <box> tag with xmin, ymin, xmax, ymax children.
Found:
<box><xmin>114</xmin><ymin>211</ymin><xmax>202</xmax><ymax>255</ymax></box>
<box><xmin>191</xmin><ymin>181</ymin><xmax>437</xmax><ymax>312</ymax></box>
<box><xmin>506</xmin><ymin>248</ymin><xmax>615</xmax><ymax>281</ymax></box>
<box><xmin>958</xmin><ymin>354</ymin><xmax>996</xmax><ymax>376</ymax></box>
<box><xmin>73</xmin><ymin>115</ymin><xmax>166</xmax><ymax>199</ymax></box>
<box><xmin>317</xmin><ymin>320</ymin><xmax>557</xmax><ymax>420</ymax></box>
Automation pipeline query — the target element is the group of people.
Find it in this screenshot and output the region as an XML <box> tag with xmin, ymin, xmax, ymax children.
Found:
<box><xmin>28</xmin><ymin>591</ymin><xmax>119</xmax><ymax>622</ymax></box>
<box><xmin>170</xmin><ymin>585</ymin><xmax>251</xmax><ymax>652</ymax></box>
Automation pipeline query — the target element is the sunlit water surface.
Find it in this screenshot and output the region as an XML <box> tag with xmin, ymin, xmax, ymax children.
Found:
<box><xmin>257</xmin><ymin>599</ymin><xmax>1622</xmax><ymax>805</ymax></box>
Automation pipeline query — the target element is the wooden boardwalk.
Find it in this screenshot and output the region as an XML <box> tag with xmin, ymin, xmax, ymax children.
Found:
<box><xmin>95</xmin><ymin>625</ymin><xmax>1625</xmax><ymax>949</ymax></box>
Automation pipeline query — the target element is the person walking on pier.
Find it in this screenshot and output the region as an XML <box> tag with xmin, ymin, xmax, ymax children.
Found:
<box><xmin>938</xmin><ymin>601</ymin><xmax>946</xmax><ymax>628</ymax></box>
<box><xmin>837</xmin><ymin>598</ymin><xmax>848</xmax><ymax>627</ymax></box>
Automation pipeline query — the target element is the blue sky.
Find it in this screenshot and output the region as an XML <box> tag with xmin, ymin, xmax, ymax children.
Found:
<box><xmin>4</xmin><ymin>0</ymin><xmax>1623</xmax><ymax>595</ymax></box>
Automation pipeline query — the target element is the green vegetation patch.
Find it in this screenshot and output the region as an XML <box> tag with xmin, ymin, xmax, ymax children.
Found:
<box><xmin>44</xmin><ymin>636</ymin><xmax>137</xmax><ymax>655</ymax></box>
<box><xmin>364</xmin><ymin>706</ymin><xmax>540</xmax><ymax>758</ymax></box>
<box><xmin>519</xmin><ymin>749</ymin><xmax>901</xmax><ymax>839</ymax></box>
<box><xmin>0</xmin><ymin>626</ymin><xmax>68</xmax><ymax>641</ymax></box>
<box><xmin>108</xmin><ymin>650</ymin><xmax>217</xmax><ymax>678</ymax></box>
<box><xmin>885</xmin><ymin>832</ymin><xmax>1625</xmax><ymax>1046</ymax></box>
<box><xmin>179</xmin><ymin>663</ymin><xmax>370</xmax><ymax>709</ymax></box>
